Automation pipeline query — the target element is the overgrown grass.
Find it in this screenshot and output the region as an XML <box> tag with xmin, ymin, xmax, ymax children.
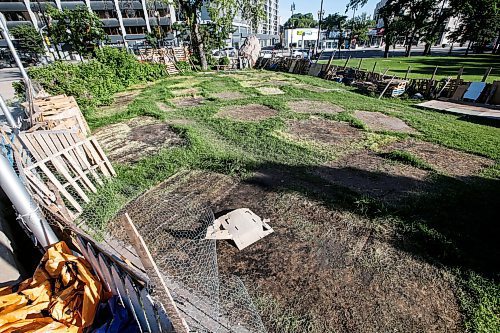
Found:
<box><xmin>83</xmin><ymin>70</ymin><xmax>500</xmax><ymax>332</ymax></box>
<box><xmin>381</xmin><ymin>150</ymin><xmax>434</xmax><ymax>171</ymax></box>
<box><xmin>323</xmin><ymin>54</ymin><xmax>500</xmax><ymax>82</ymax></box>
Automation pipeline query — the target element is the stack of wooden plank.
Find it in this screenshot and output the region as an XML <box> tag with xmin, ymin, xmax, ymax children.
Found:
<box><xmin>29</xmin><ymin>95</ymin><xmax>90</xmax><ymax>136</ymax></box>
<box><xmin>170</xmin><ymin>46</ymin><xmax>190</xmax><ymax>62</ymax></box>
<box><xmin>378</xmin><ymin>79</ymin><xmax>408</xmax><ymax>97</ymax></box>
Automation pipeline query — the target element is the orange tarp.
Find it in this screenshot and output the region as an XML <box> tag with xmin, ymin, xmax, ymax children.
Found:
<box><xmin>0</xmin><ymin>241</ymin><xmax>103</xmax><ymax>333</ymax></box>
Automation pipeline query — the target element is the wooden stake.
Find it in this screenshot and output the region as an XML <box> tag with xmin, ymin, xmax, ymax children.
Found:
<box><xmin>357</xmin><ymin>58</ymin><xmax>363</xmax><ymax>70</ymax></box>
<box><xmin>430</xmin><ymin>66</ymin><xmax>439</xmax><ymax>81</ymax></box>
<box><xmin>326</xmin><ymin>51</ymin><xmax>336</xmax><ymax>68</ymax></box>
<box><xmin>370</xmin><ymin>62</ymin><xmax>377</xmax><ymax>77</ymax></box>
<box><xmin>404</xmin><ymin>66</ymin><xmax>411</xmax><ymax>80</ymax></box>
<box><xmin>379</xmin><ymin>75</ymin><xmax>396</xmax><ymax>99</ymax></box>
<box><xmin>121</xmin><ymin>213</ymin><xmax>190</xmax><ymax>333</ymax></box>
<box><xmin>457</xmin><ymin>66</ymin><xmax>464</xmax><ymax>80</ymax></box>
<box><xmin>343</xmin><ymin>55</ymin><xmax>351</xmax><ymax>68</ymax></box>
<box><xmin>482</xmin><ymin>67</ymin><xmax>493</xmax><ymax>82</ymax></box>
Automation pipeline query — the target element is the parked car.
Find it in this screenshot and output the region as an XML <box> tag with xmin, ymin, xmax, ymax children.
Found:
<box><xmin>260</xmin><ymin>50</ymin><xmax>274</xmax><ymax>58</ymax></box>
<box><xmin>290</xmin><ymin>49</ymin><xmax>309</xmax><ymax>58</ymax></box>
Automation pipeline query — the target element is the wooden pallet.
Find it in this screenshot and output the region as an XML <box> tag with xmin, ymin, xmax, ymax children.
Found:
<box><xmin>19</xmin><ymin>130</ymin><xmax>115</xmax><ymax>219</ymax></box>
<box><xmin>28</xmin><ymin>95</ymin><xmax>90</xmax><ymax>136</ymax></box>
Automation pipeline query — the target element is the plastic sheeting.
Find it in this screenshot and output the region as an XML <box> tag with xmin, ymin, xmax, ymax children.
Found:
<box><xmin>0</xmin><ymin>241</ymin><xmax>103</xmax><ymax>332</ymax></box>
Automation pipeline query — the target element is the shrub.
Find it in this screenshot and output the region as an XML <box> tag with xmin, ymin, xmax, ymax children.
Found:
<box><xmin>176</xmin><ymin>61</ymin><xmax>192</xmax><ymax>72</ymax></box>
<box><xmin>20</xmin><ymin>47</ymin><xmax>166</xmax><ymax>115</ymax></box>
<box><xmin>219</xmin><ymin>56</ymin><xmax>231</xmax><ymax>66</ymax></box>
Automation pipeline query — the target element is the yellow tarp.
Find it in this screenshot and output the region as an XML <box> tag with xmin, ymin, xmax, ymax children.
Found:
<box><xmin>0</xmin><ymin>241</ymin><xmax>103</xmax><ymax>333</ymax></box>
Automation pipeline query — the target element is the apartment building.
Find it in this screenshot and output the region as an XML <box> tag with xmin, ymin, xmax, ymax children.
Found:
<box><xmin>0</xmin><ymin>0</ymin><xmax>176</xmax><ymax>47</ymax></box>
<box><xmin>373</xmin><ymin>0</ymin><xmax>459</xmax><ymax>46</ymax></box>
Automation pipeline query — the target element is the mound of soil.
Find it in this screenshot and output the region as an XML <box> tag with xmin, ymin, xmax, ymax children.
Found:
<box><xmin>354</xmin><ymin>110</ymin><xmax>416</xmax><ymax>133</ymax></box>
<box><xmin>211</xmin><ymin>91</ymin><xmax>246</xmax><ymax>100</ymax></box>
<box><xmin>218</xmin><ymin>104</ymin><xmax>278</xmax><ymax>121</ymax></box>
<box><xmin>94</xmin><ymin>116</ymin><xmax>185</xmax><ymax>163</ymax></box>
<box><xmin>171</xmin><ymin>96</ymin><xmax>205</xmax><ymax>108</ymax></box>
<box><xmin>382</xmin><ymin>139</ymin><xmax>495</xmax><ymax>177</ymax></box>
<box><xmin>316</xmin><ymin>150</ymin><xmax>430</xmax><ymax>202</ymax></box>
<box><xmin>256</xmin><ymin>87</ymin><xmax>285</xmax><ymax>95</ymax></box>
<box><xmin>287</xmin><ymin>100</ymin><xmax>344</xmax><ymax>114</ymax></box>
<box><xmin>124</xmin><ymin>170</ymin><xmax>461</xmax><ymax>333</ymax></box>
<box><xmin>286</xmin><ymin>118</ymin><xmax>364</xmax><ymax>147</ymax></box>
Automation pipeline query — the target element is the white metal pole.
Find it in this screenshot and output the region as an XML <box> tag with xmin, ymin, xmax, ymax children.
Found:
<box><xmin>141</xmin><ymin>0</ymin><xmax>151</xmax><ymax>33</ymax></box>
<box><xmin>0</xmin><ymin>154</ymin><xmax>59</xmax><ymax>248</ymax></box>
<box><xmin>0</xmin><ymin>14</ymin><xmax>32</xmax><ymax>87</ymax></box>
<box><xmin>113</xmin><ymin>0</ymin><xmax>129</xmax><ymax>50</ymax></box>
<box><xmin>0</xmin><ymin>95</ymin><xmax>17</xmax><ymax>129</ymax></box>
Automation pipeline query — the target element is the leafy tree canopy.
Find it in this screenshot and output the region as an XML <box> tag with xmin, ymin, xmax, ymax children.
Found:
<box><xmin>284</xmin><ymin>13</ymin><xmax>318</xmax><ymax>29</ymax></box>
<box><xmin>10</xmin><ymin>24</ymin><xmax>44</xmax><ymax>60</ymax></box>
<box><xmin>47</xmin><ymin>5</ymin><xmax>106</xmax><ymax>58</ymax></box>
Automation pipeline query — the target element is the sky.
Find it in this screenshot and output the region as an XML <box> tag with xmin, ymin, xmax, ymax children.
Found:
<box><xmin>278</xmin><ymin>0</ymin><xmax>380</xmax><ymax>24</ymax></box>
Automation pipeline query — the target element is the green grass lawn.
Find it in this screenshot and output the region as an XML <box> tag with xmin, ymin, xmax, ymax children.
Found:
<box><xmin>323</xmin><ymin>54</ymin><xmax>500</xmax><ymax>82</ymax></box>
<box><xmin>84</xmin><ymin>70</ymin><xmax>500</xmax><ymax>333</ymax></box>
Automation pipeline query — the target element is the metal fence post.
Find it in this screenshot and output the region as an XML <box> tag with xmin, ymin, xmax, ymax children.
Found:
<box><xmin>0</xmin><ymin>154</ymin><xmax>58</xmax><ymax>248</ymax></box>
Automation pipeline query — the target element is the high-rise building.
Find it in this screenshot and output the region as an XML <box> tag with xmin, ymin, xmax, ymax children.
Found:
<box><xmin>0</xmin><ymin>0</ymin><xmax>176</xmax><ymax>47</ymax></box>
<box><xmin>201</xmin><ymin>0</ymin><xmax>280</xmax><ymax>48</ymax></box>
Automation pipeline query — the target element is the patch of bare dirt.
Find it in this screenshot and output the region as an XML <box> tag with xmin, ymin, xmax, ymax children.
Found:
<box><xmin>171</xmin><ymin>96</ymin><xmax>206</xmax><ymax>108</ymax></box>
<box><xmin>316</xmin><ymin>149</ymin><xmax>430</xmax><ymax>202</ymax></box>
<box><xmin>94</xmin><ymin>89</ymin><xmax>141</xmax><ymax>118</ymax></box>
<box><xmin>287</xmin><ymin>100</ymin><xmax>345</xmax><ymax>114</ymax></box>
<box><xmin>285</xmin><ymin>118</ymin><xmax>364</xmax><ymax>147</ymax></box>
<box><xmin>218</xmin><ymin>104</ymin><xmax>278</xmax><ymax>121</ymax></box>
<box><xmin>156</xmin><ymin>102</ymin><xmax>174</xmax><ymax>112</ymax></box>
<box><xmin>211</xmin><ymin>91</ymin><xmax>247</xmax><ymax>100</ymax></box>
<box><xmin>255</xmin><ymin>87</ymin><xmax>285</xmax><ymax>95</ymax></box>
<box><xmin>354</xmin><ymin>110</ymin><xmax>416</xmax><ymax>133</ymax></box>
<box><xmin>171</xmin><ymin>87</ymin><xmax>199</xmax><ymax>96</ymax></box>
<box><xmin>124</xmin><ymin>170</ymin><xmax>462</xmax><ymax>333</ymax></box>
<box><xmin>382</xmin><ymin>139</ymin><xmax>495</xmax><ymax>177</ymax></box>
<box><xmin>93</xmin><ymin>116</ymin><xmax>185</xmax><ymax>163</ymax></box>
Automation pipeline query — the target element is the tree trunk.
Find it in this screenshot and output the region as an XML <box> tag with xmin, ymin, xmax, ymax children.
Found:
<box><xmin>384</xmin><ymin>40</ymin><xmax>390</xmax><ymax>58</ymax></box>
<box><xmin>465</xmin><ymin>40</ymin><xmax>472</xmax><ymax>56</ymax></box>
<box><xmin>191</xmin><ymin>21</ymin><xmax>208</xmax><ymax>70</ymax></box>
<box><xmin>424</xmin><ymin>42</ymin><xmax>431</xmax><ymax>56</ymax></box>
<box><xmin>405</xmin><ymin>34</ymin><xmax>414</xmax><ymax>57</ymax></box>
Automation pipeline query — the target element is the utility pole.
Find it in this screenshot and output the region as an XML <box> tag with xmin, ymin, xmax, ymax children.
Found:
<box><xmin>290</xmin><ymin>2</ymin><xmax>295</xmax><ymax>55</ymax></box>
<box><xmin>316</xmin><ymin>0</ymin><xmax>324</xmax><ymax>55</ymax></box>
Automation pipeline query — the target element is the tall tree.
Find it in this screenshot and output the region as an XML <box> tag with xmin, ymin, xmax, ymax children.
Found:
<box><xmin>177</xmin><ymin>0</ymin><xmax>264</xmax><ymax>70</ymax></box>
<box><xmin>10</xmin><ymin>24</ymin><xmax>44</xmax><ymax>63</ymax></box>
<box><xmin>448</xmin><ymin>0</ymin><xmax>500</xmax><ymax>55</ymax></box>
<box><xmin>46</xmin><ymin>5</ymin><xmax>105</xmax><ymax>59</ymax></box>
<box><xmin>347</xmin><ymin>13</ymin><xmax>375</xmax><ymax>47</ymax></box>
<box><xmin>284</xmin><ymin>13</ymin><xmax>318</xmax><ymax>29</ymax></box>
<box><xmin>323</xmin><ymin>13</ymin><xmax>348</xmax><ymax>54</ymax></box>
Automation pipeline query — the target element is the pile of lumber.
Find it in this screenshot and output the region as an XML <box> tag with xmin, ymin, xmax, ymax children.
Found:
<box><xmin>138</xmin><ymin>48</ymin><xmax>180</xmax><ymax>75</ymax></box>
<box><xmin>3</xmin><ymin>94</ymin><xmax>116</xmax><ymax>223</ymax></box>
<box><xmin>28</xmin><ymin>94</ymin><xmax>90</xmax><ymax>136</ymax></box>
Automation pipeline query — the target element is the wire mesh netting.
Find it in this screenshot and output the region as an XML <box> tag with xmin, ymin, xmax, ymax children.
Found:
<box><xmin>75</xmin><ymin>186</ymin><xmax>266</xmax><ymax>333</ymax></box>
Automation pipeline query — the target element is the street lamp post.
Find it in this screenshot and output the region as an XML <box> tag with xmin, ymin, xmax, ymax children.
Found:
<box><xmin>316</xmin><ymin>0</ymin><xmax>324</xmax><ymax>55</ymax></box>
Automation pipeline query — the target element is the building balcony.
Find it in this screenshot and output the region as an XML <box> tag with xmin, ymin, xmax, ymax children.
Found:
<box><xmin>0</xmin><ymin>3</ymin><xmax>28</xmax><ymax>12</ymax></box>
<box><xmin>149</xmin><ymin>17</ymin><xmax>171</xmax><ymax>26</ymax></box>
<box><xmin>60</xmin><ymin>1</ymin><xmax>87</xmax><ymax>9</ymax></box>
<box><xmin>101</xmin><ymin>18</ymin><xmax>120</xmax><ymax>27</ymax></box>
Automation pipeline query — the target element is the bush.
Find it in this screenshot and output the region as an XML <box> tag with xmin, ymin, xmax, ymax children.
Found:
<box><xmin>176</xmin><ymin>61</ymin><xmax>192</xmax><ymax>72</ymax></box>
<box><xmin>219</xmin><ymin>56</ymin><xmax>230</xmax><ymax>66</ymax></box>
<box><xmin>20</xmin><ymin>47</ymin><xmax>166</xmax><ymax>114</ymax></box>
